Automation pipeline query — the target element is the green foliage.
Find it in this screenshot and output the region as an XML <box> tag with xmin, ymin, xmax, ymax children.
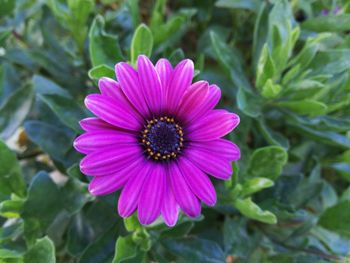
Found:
<box><xmin>1</xmin><ymin>0</ymin><xmax>350</xmax><ymax>262</ymax></box>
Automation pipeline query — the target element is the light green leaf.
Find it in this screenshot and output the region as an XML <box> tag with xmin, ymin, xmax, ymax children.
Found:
<box><xmin>256</xmin><ymin>44</ymin><xmax>275</xmax><ymax>89</ymax></box>
<box><xmin>130</xmin><ymin>24</ymin><xmax>153</xmax><ymax>67</ymax></box>
<box><xmin>88</xmin><ymin>64</ymin><xmax>115</xmax><ymax>80</ymax></box>
<box><xmin>261</xmin><ymin>79</ymin><xmax>281</xmax><ymax>99</ymax></box>
<box><xmin>246</xmin><ymin>146</ymin><xmax>288</xmax><ymax>180</ymax></box>
<box><xmin>0</xmin><ymin>199</ymin><xmax>24</xmax><ymax>218</ymax></box>
<box><xmin>278</xmin><ymin>99</ymin><xmax>328</xmax><ymax>117</ymax></box>
<box><xmin>234</xmin><ymin>198</ymin><xmax>277</xmax><ymax>224</ymax></box>
<box><xmin>241</xmin><ymin>177</ymin><xmax>274</xmax><ymax>197</ymax></box>
<box><xmin>112</xmin><ymin>235</ymin><xmax>137</xmax><ymax>263</ymax></box>
<box><xmin>89</xmin><ymin>15</ymin><xmax>124</xmax><ymax>67</ymax></box>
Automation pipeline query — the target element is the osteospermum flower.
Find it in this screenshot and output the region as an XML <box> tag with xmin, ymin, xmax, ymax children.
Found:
<box><xmin>74</xmin><ymin>55</ymin><xmax>240</xmax><ymax>226</ymax></box>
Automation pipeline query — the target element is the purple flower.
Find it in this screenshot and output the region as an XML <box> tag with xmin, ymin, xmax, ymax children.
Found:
<box><xmin>74</xmin><ymin>55</ymin><xmax>240</xmax><ymax>226</ymax></box>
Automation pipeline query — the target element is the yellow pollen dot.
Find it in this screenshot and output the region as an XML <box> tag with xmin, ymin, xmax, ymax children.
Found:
<box><xmin>144</xmin><ymin>129</ymin><xmax>149</xmax><ymax>133</ymax></box>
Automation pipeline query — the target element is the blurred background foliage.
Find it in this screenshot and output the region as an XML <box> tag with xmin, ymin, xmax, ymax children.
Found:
<box><xmin>1</xmin><ymin>0</ymin><xmax>350</xmax><ymax>262</ymax></box>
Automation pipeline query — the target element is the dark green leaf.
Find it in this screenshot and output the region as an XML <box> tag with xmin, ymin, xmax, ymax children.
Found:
<box><xmin>302</xmin><ymin>14</ymin><xmax>350</xmax><ymax>32</ymax></box>
<box><xmin>162</xmin><ymin>237</ymin><xmax>225</xmax><ymax>263</ymax></box>
<box><xmin>0</xmin><ymin>85</ymin><xmax>34</xmax><ymax>139</ymax></box>
<box><xmin>0</xmin><ymin>140</ymin><xmax>26</xmax><ymax>198</ymax></box>
<box><xmin>24</xmin><ymin>236</ymin><xmax>55</xmax><ymax>263</ymax></box>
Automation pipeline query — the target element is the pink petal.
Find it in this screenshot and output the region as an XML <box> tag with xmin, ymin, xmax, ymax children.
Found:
<box><xmin>161</xmin><ymin>176</ymin><xmax>179</xmax><ymax>227</ymax></box>
<box><xmin>80</xmin><ymin>145</ymin><xmax>141</xmax><ymax>176</ymax></box>
<box><xmin>188</xmin><ymin>139</ymin><xmax>240</xmax><ymax>161</ymax></box>
<box><xmin>115</xmin><ymin>62</ymin><xmax>150</xmax><ymax>117</ymax></box>
<box><xmin>118</xmin><ymin>160</ymin><xmax>152</xmax><ymax>218</ymax></box>
<box><xmin>187</xmin><ymin>110</ymin><xmax>240</xmax><ymax>141</ymax></box>
<box><xmin>138</xmin><ymin>164</ymin><xmax>166</xmax><ymax>225</ymax></box>
<box><xmin>73</xmin><ymin>130</ymin><xmax>137</xmax><ymax>154</ymax></box>
<box><xmin>88</xmin><ymin>157</ymin><xmax>145</xmax><ymax>196</ymax></box>
<box><xmin>166</xmin><ymin>59</ymin><xmax>194</xmax><ymax>114</ymax></box>
<box><xmin>85</xmin><ymin>94</ymin><xmax>141</xmax><ymax>131</ymax></box>
<box><xmin>168</xmin><ymin>162</ymin><xmax>201</xmax><ymax>218</ymax></box>
<box><xmin>155</xmin><ymin>58</ymin><xmax>173</xmax><ymax>92</ymax></box>
<box><xmin>137</xmin><ymin>55</ymin><xmax>163</xmax><ymax>114</ymax></box>
<box><xmin>178</xmin><ymin>157</ymin><xmax>216</xmax><ymax>206</ymax></box>
<box><xmin>79</xmin><ymin>117</ymin><xmax>116</xmax><ymax>132</ymax></box>
<box><xmin>185</xmin><ymin>147</ymin><xmax>233</xmax><ymax>180</ymax></box>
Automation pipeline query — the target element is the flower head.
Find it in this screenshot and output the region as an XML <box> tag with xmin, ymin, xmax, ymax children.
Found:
<box><xmin>74</xmin><ymin>55</ymin><xmax>240</xmax><ymax>226</ymax></box>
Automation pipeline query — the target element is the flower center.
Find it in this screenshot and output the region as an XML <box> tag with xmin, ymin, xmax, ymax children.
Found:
<box><xmin>141</xmin><ymin>116</ymin><xmax>184</xmax><ymax>161</ymax></box>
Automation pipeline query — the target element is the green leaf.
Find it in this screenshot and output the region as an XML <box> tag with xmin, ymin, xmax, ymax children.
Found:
<box><xmin>210</xmin><ymin>31</ymin><xmax>252</xmax><ymax>92</ymax></box>
<box><xmin>234</xmin><ymin>198</ymin><xmax>277</xmax><ymax>224</ymax></box>
<box><xmin>21</xmin><ymin>172</ymin><xmax>62</xmax><ymax>236</ymax></box>
<box><xmin>278</xmin><ymin>99</ymin><xmax>328</xmax><ymax>117</ymax></box>
<box><xmin>24</xmin><ymin>121</ymin><xmax>76</xmax><ymax>166</ymax></box>
<box><xmin>0</xmin><ymin>0</ymin><xmax>16</xmax><ymax>18</ymax></box>
<box><xmin>89</xmin><ymin>15</ymin><xmax>124</xmax><ymax>67</ymax></box>
<box><xmin>290</xmin><ymin>123</ymin><xmax>350</xmax><ymax>149</ymax></box>
<box><xmin>112</xmin><ymin>235</ymin><xmax>137</xmax><ymax>263</ymax></box>
<box><xmin>215</xmin><ymin>0</ymin><xmax>261</xmax><ymax>12</ymax></box>
<box><xmin>162</xmin><ymin>237</ymin><xmax>225</xmax><ymax>263</ymax></box>
<box><xmin>24</xmin><ymin>236</ymin><xmax>55</xmax><ymax>263</ymax></box>
<box><xmin>88</xmin><ymin>64</ymin><xmax>115</xmax><ymax>80</ymax></box>
<box><xmin>241</xmin><ymin>177</ymin><xmax>274</xmax><ymax>197</ymax></box>
<box><xmin>237</xmin><ymin>88</ymin><xmax>262</xmax><ymax>118</ymax></box>
<box><xmin>302</xmin><ymin>14</ymin><xmax>350</xmax><ymax>32</ymax></box>
<box><xmin>0</xmin><ymin>248</ymin><xmax>24</xmax><ymax>259</ymax></box>
<box><xmin>256</xmin><ymin>44</ymin><xmax>275</xmax><ymax>89</ymax></box>
<box><xmin>130</xmin><ymin>24</ymin><xmax>153</xmax><ymax>66</ymax></box>
<box><xmin>0</xmin><ymin>199</ymin><xmax>24</xmax><ymax>218</ymax></box>
<box><xmin>0</xmin><ymin>140</ymin><xmax>26</xmax><ymax>198</ymax></box>
<box><xmin>78</xmin><ymin>226</ymin><xmax>118</xmax><ymax>263</ymax></box>
<box><xmin>261</xmin><ymin>79</ymin><xmax>281</xmax><ymax>99</ymax></box>
<box><xmin>0</xmin><ymin>85</ymin><xmax>34</xmax><ymax>139</ymax></box>
<box><xmin>32</xmin><ymin>75</ymin><xmax>71</xmax><ymax>98</ymax></box>
<box><xmin>246</xmin><ymin>146</ymin><xmax>288</xmax><ymax>180</ymax></box>
<box><xmin>38</xmin><ymin>94</ymin><xmax>86</xmax><ymax>133</ymax></box>
<box><xmin>319</xmin><ymin>201</ymin><xmax>350</xmax><ymax>237</ymax></box>
<box><xmin>124</xmin><ymin>214</ymin><xmax>142</xmax><ymax>232</ymax></box>
<box><xmin>256</xmin><ymin>119</ymin><xmax>289</xmax><ymax>149</ymax></box>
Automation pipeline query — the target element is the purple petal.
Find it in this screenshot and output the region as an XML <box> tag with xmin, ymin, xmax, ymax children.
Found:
<box><xmin>138</xmin><ymin>164</ymin><xmax>166</xmax><ymax>225</ymax></box>
<box><xmin>118</xmin><ymin>160</ymin><xmax>151</xmax><ymax>218</ymax></box>
<box><xmin>98</xmin><ymin>77</ymin><xmax>121</xmax><ymax>99</ymax></box>
<box><xmin>178</xmin><ymin>157</ymin><xmax>216</xmax><ymax>206</ymax></box>
<box><xmin>155</xmin><ymin>58</ymin><xmax>173</xmax><ymax>92</ymax></box>
<box><xmin>161</xmin><ymin>177</ymin><xmax>179</xmax><ymax>227</ymax></box>
<box><xmin>185</xmin><ymin>147</ymin><xmax>233</xmax><ymax>180</ymax></box>
<box><xmin>88</xmin><ymin>157</ymin><xmax>145</xmax><ymax>196</ymax></box>
<box><xmin>85</xmin><ymin>94</ymin><xmax>141</xmax><ymax>131</ymax></box>
<box><xmin>168</xmin><ymin>162</ymin><xmax>201</xmax><ymax>218</ymax></box>
<box><xmin>73</xmin><ymin>130</ymin><xmax>137</xmax><ymax>154</ymax></box>
<box><xmin>166</xmin><ymin>59</ymin><xmax>194</xmax><ymax>114</ymax></box>
<box><xmin>188</xmin><ymin>139</ymin><xmax>240</xmax><ymax>161</ymax></box>
<box><xmin>115</xmin><ymin>62</ymin><xmax>150</xmax><ymax>117</ymax></box>
<box><xmin>137</xmin><ymin>55</ymin><xmax>163</xmax><ymax>114</ymax></box>
<box><xmin>80</xmin><ymin>145</ymin><xmax>141</xmax><ymax>176</ymax></box>
<box><xmin>79</xmin><ymin>117</ymin><xmax>116</xmax><ymax>132</ymax></box>
<box><xmin>177</xmin><ymin>81</ymin><xmax>208</xmax><ymax>122</ymax></box>
<box><xmin>187</xmin><ymin>109</ymin><xmax>240</xmax><ymax>141</ymax></box>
